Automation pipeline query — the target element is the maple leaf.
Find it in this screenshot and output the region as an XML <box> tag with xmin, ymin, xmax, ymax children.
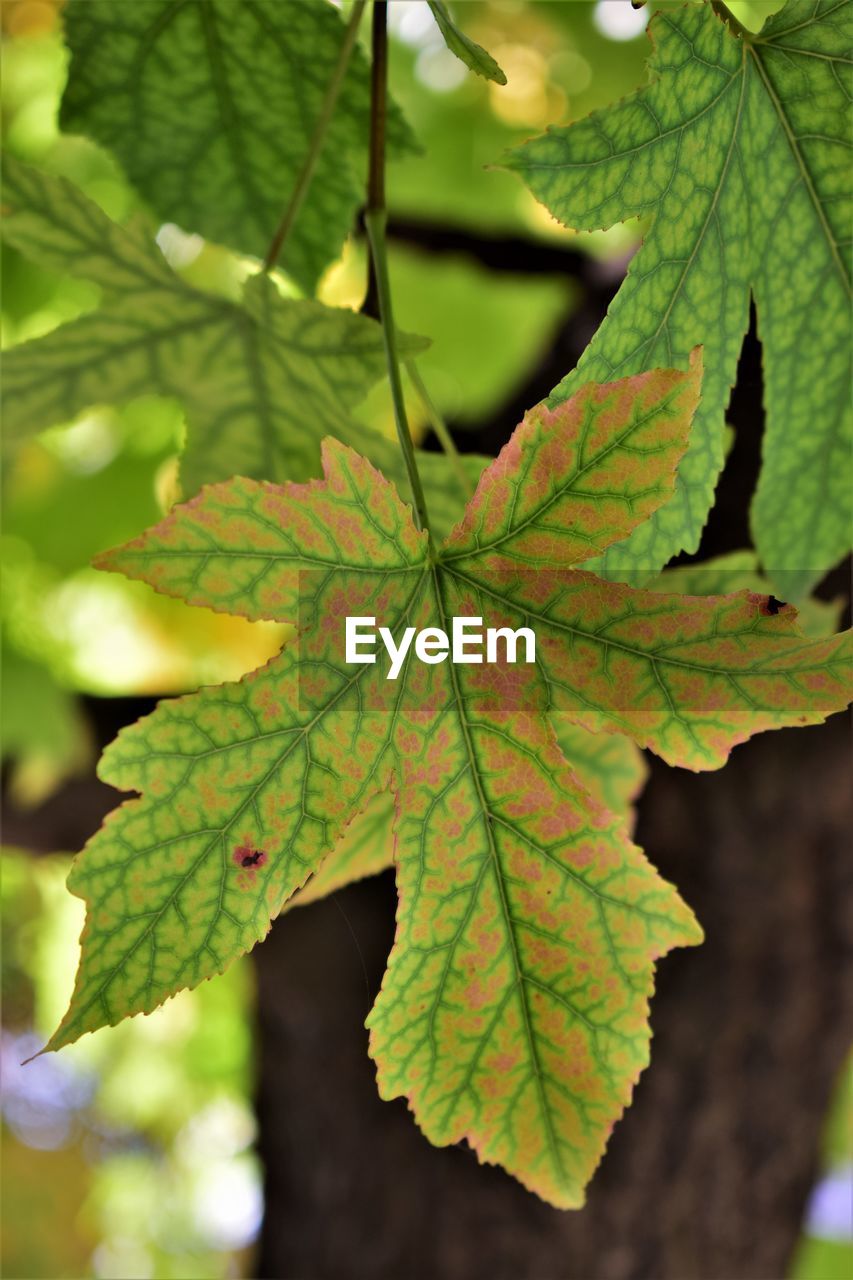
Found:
<box><xmin>59</xmin><ymin>0</ymin><xmax>415</xmax><ymax>294</ymax></box>
<box><xmin>427</xmin><ymin>1</ymin><xmax>508</xmax><ymax>85</ymax></box>
<box><xmin>507</xmin><ymin>0</ymin><xmax>852</xmax><ymax>597</ymax></box>
<box><xmin>1</xmin><ymin>156</ymin><xmax>483</xmax><ymax>536</ymax></box>
<box><xmin>47</xmin><ymin>358</ymin><xmax>853</xmax><ymax>1207</ymax></box>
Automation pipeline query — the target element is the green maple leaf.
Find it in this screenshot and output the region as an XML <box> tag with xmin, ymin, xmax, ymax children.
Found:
<box><xmin>45</xmin><ymin>355</ymin><xmax>853</xmax><ymax>1206</ymax></box>
<box><xmin>59</xmin><ymin>0</ymin><xmax>416</xmax><ymax>294</ymax></box>
<box><xmin>507</xmin><ymin>0</ymin><xmax>852</xmax><ymax>598</ymax></box>
<box><xmin>427</xmin><ymin>1</ymin><xmax>508</xmax><ymax>85</ymax></box>
<box><xmin>1</xmin><ymin>157</ymin><xmax>482</xmax><ymax>536</ymax></box>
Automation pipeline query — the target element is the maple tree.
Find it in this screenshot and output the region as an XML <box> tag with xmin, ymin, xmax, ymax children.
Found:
<box><xmin>3</xmin><ymin>0</ymin><xmax>851</xmax><ymax>1216</ymax></box>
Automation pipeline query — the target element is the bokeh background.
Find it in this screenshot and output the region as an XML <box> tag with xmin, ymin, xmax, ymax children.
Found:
<box><xmin>2</xmin><ymin>2</ymin><xmax>850</xmax><ymax>1277</ymax></box>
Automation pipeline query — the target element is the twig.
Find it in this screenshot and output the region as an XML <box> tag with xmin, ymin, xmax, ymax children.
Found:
<box><xmin>404</xmin><ymin>358</ymin><xmax>469</xmax><ymax>499</ymax></box>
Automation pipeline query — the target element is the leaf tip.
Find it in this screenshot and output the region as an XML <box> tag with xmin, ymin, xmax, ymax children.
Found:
<box><xmin>20</xmin><ymin>1041</ymin><xmax>50</xmax><ymax>1066</ymax></box>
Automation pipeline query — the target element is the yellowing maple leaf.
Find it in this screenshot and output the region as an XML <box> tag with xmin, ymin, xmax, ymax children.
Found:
<box><xmin>48</xmin><ymin>356</ymin><xmax>852</xmax><ymax>1207</ymax></box>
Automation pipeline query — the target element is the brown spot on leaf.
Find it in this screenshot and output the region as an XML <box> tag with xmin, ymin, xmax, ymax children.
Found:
<box><xmin>234</xmin><ymin>845</ymin><xmax>267</xmax><ymax>870</ymax></box>
<box><xmin>749</xmin><ymin>592</ymin><xmax>788</xmax><ymax>617</ymax></box>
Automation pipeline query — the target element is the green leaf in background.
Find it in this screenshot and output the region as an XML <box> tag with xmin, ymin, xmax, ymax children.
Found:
<box><xmin>285</xmin><ymin>793</ymin><xmax>396</xmax><ymax>911</ymax></box>
<box><xmin>508</xmin><ymin>0</ymin><xmax>852</xmax><ymax>597</ymax></box>
<box><xmin>427</xmin><ymin>0</ymin><xmax>508</xmax><ymax>84</ymax></box>
<box><xmin>553</xmin><ymin>719</ymin><xmax>647</xmax><ymax>827</ymax></box>
<box><xmin>59</xmin><ymin>0</ymin><xmax>416</xmax><ymax>294</ymax></box>
<box><xmin>1</xmin><ymin>157</ymin><xmax>483</xmax><ymax>537</ymax></box>
<box><xmin>358</xmin><ymin>241</ymin><xmax>573</xmax><ymax>428</ymax></box>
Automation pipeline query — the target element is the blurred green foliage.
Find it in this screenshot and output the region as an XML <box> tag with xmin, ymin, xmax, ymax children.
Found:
<box><xmin>1</xmin><ymin>848</ymin><xmax>258</xmax><ymax>1279</ymax></box>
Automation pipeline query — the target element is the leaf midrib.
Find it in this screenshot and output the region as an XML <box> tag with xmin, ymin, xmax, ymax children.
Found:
<box><xmin>426</xmin><ymin>562</ymin><xmax>570</xmax><ymax>1189</ymax></box>
<box><xmin>447</xmin><ymin>565</ymin><xmax>845</xmax><ymax>679</ymax></box>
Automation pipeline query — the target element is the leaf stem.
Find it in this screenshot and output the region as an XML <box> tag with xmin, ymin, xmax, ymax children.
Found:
<box><xmin>404</xmin><ymin>357</ymin><xmax>469</xmax><ymax>498</ymax></box>
<box><xmin>263</xmin><ymin>0</ymin><xmax>367</xmax><ymax>274</ymax></box>
<box><xmin>709</xmin><ymin>0</ymin><xmax>750</xmax><ymax>39</ymax></box>
<box><xmin>365</xmin><ymin>0</ymin><xmax>431</xmax><ymax>535</ymax></box>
